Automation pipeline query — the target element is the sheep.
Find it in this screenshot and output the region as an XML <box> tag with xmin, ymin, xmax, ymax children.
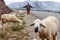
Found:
<box><xmin>29</xmin><ymin>16</ymin><xmax>59</xmax><ymax>40</ymax></box>
<box><xmin>9</xmin><ymin>12</ymin><xmax>16</xmax><ymax>16</ymax></box>
<box><xmin>1</xmin><ymin>14</ymin><xmax>23</xmax><ymax>25</ymax></box>
<box><xmin>0</xmin><ymin>20</ymin><xmax>2</xmax><ymax>28</ymax></box>
<box><xmin>16</xmin><ymin>10</ymin><xmax>26</xmax><ymax>17</ymax></box>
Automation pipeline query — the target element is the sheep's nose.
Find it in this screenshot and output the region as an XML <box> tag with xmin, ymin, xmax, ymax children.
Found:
<box><xmin>34</xmin><ymin>27</ymin><xmax>38</xmax><ymax>33</ymax></box>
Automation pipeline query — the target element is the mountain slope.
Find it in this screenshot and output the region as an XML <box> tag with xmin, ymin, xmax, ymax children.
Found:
<box><xmin>8</xmin><ymin>1</ymin><xmax>60</xmax><ymax>12</ymax></box>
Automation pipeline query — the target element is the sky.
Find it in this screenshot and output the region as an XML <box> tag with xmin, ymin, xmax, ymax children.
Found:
<box><xmin>4</xmin><ymin>0</ymin><xmax>60</xmax><ymax>5</ymax></box>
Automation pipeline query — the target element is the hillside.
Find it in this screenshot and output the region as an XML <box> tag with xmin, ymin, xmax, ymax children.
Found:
<box><xmin>8</xmin><ymin>1</ymin><xmax>60</xmax><ymax>12</ymax></box>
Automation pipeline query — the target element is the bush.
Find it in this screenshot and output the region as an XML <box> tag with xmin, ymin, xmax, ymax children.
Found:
<box><xmin>4</xmin><ymin>20</ymin><xmax>26</xmax><ymax>32</ymax></box>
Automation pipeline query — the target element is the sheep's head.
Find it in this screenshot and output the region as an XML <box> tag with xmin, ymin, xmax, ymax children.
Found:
<box><xmin>29</xmin><ymin>19</ymin><xmax>46</xmax><ymax>33</ymax></box>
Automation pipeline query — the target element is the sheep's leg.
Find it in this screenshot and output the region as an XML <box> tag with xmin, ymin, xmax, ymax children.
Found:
<box><xmin>1</xmin><ymin>18</ymin><xmax>3</xmax><ymax>26</ymax></box>
<box><xmin>53</xmin><ymin>35</ymin><xmax>57</xmax><ymax>40</ymax></box>
<box><xmin>1</xmin><ymin>18</ymin><xmax>6</xmax><ymax>30</ymax></box>
<box><xmin>42</xmin><ymin>38</ymin><xmax>44</xmax><ymax>40</ymax></box>
<box><xmin>1</xmin><ymin>18</ymin><xmax>4</xmax><ymax>27</ymax></box>
<box><xmin>47</xmin><ymin>38</ymin><xmax>50</xmax><ymax>40</ymax></box>
<box><xmin>47</xmin><ymin>36</ymin><xmax>53</xmax><ymax>40</ymax></box>
<box><xmin>3</xmin><ymin>19</ymin><xmax>6</xmax><ymax>23</ymax></box>
<box><xmin>53</xmin><ymin>32</ymin><xmax>57</xmax><ymax>40</ymax></box>
<box><xmin>1</xmin><ymin>18</ymin><xmax>4</xmax><ymax>30</ymax></box>
<box><xmin>47</xmin><ymin>36</ymin><xmax>51</xmax><ymax>40</ymax></box>
<box><xmin>40</xmin><ymin>37</ymin><xmax>44</xmax><ymax>40</ymax></box>
<box><xmin>47</xmin><ymin>38</ymin><xmax>51</xmax><ymax>40</ymax></box>
<box><xmin>1</xmin><ymin>18</ymin><xmax>6</xmax><ymax>23</ymax></box>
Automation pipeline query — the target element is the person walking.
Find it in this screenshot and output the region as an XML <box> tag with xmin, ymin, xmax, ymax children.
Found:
<box><xmin>23</xmin><ymin>3</ymin><xmax>33</xmax><ymax>15</ymax></box>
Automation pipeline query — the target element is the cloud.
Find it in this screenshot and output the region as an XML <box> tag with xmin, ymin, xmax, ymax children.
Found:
<box><xmin>4</xmin><ymin>0</ymin><xmax>60</xmax><ymax>5</ymax></box>
<box><xmin>38</xmin><ymin>0</ymin><xmax>60</xmax><ymax>2</ymax></box>
<box><xmin>4</xmin><ymin>0</ymin><xmax>26</xmax><ymax>5</ymax></box>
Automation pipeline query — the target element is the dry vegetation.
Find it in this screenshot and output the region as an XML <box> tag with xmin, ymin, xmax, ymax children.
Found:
<box><xmin>0</xmin><ymin>11</ymin><xmax>30</xmax><ymax>40</ymax></box>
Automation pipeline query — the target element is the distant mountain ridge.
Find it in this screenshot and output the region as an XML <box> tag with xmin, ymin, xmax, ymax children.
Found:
<box><xmin>8</xmin><ymin>1</ymin><xmax>60</xmax><ymax>12</ymax></box>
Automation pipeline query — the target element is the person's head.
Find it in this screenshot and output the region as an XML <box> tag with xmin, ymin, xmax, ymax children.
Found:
<box><xmin>27</xmin><ymin>3</ymin><xmax>29</xmax><ymax>5</ymax></box>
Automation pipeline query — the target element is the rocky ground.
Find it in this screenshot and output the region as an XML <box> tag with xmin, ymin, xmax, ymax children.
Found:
<box><xmin>0</xmin><ymin>10</ymin><xmax>60</xmax><ymax>40</ymax></box>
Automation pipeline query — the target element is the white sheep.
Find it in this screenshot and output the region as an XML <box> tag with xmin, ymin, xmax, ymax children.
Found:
<box><xmin>9</xmin><ymin>12</ymin><xmax>16</xmax><ymax>16</ymax></box>
<box><xmin>1</xmin><ymin>14</ymin><xmax>23</xmax><ymax>25</ymax></box>
<box><xmin>29</xmin><ymin>16</ymin><xmax>59</xmax><ymax>40</ymax></box>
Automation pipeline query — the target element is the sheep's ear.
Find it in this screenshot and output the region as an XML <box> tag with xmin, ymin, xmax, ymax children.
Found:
<box><xmin>29</xmin><ymin>23</ymin><xmax>34</xmax><ymax>26</ymax></box>
<box><xmin>40</xmin><ymin>24</ymin><xmax>46</xmax><ymax>28</ymax></box>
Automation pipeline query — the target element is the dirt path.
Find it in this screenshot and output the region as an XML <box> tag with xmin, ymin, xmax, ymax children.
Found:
<box><xmin>23</xmin><ymin>13</ymin><xmax>41</xmax><ymax>40</ymax></box>
<box><xmin>23</xmin><ymin>11</ymin><xmax>60</xmax><ymax>40</ymax></box>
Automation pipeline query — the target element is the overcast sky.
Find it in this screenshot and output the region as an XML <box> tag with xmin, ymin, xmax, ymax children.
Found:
<box><xmin>4</xmin><ymin>0</ymin><xmax>60</xmax><ymax>5</ymax></box>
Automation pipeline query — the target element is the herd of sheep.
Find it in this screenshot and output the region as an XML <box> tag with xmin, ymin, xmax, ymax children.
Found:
<box><xmin>0</xmin><ymin>10</ymin><xmax>59</xmax><ymax>40</ymax></box>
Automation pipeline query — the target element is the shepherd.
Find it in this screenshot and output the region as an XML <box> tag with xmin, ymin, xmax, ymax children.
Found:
<box><xmin>23</xmin><ymin>3</ymin><xmax>33</xmax><ymax>15</ymax></box>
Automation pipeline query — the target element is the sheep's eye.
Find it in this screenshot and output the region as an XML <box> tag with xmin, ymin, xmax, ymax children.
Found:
<box><xmin>40</xmin><ymin>24</ymin><xmax>46</xmax><ymax>28</ymax></box>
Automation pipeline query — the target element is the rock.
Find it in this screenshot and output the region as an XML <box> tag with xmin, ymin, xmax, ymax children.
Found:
<box><xmin>0</xmin><ymin>0</ymin><xmax>13</xmax><ymax>19</ymax></box>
